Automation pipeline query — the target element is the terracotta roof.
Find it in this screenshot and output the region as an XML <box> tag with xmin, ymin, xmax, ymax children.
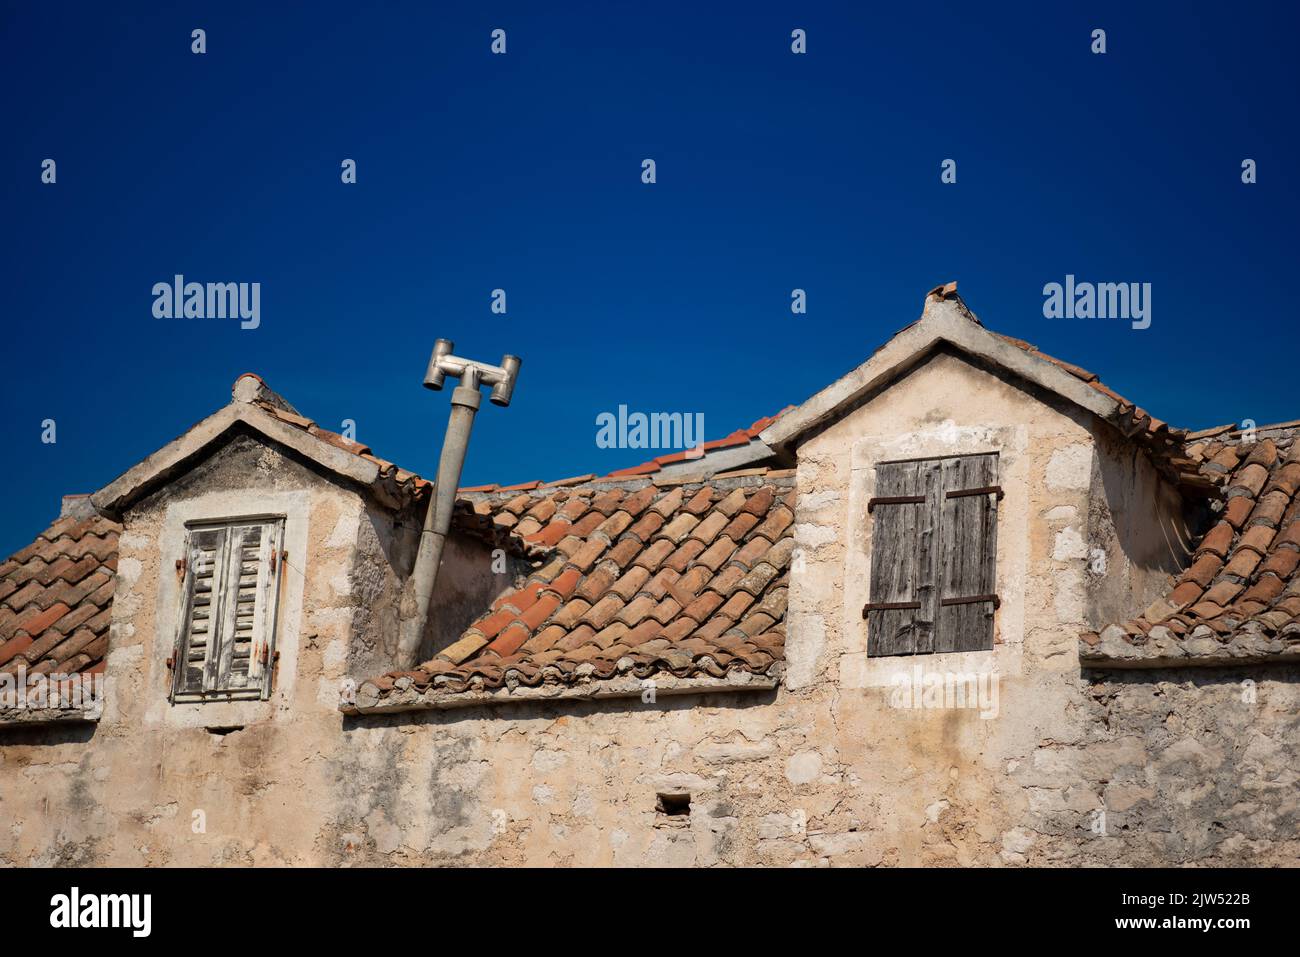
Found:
<box><xmin>459</xmin><ymin>410</ymin><xmax>791</xmax><ymax>492</ymax></box>
<box><xmin>238</xmin><ymin>376</ymin><xmax>796</xmax><ymax>701</ymax></box>
<box><xmin>0</xmin><ymin>514</ymin><xmax>119</xmax><ymax>684</ymax></box>
<box><xmin>249</xmin><ymin>382</ymin><xmax>791</xmax><ymax>565</ymax></box>
<box><xmin>252</xmin><ymin>398</ymin><xmax>431</xmax><ymax>499</ymax></box>
<box><xmin>244</xmin><ymin>371</ymin><xmax>789</xmax><ymax>496</ymax></box>
<box><xmin>358</xmin><ymin>470</ymin><xmax>795</xmax><ymax>703</ymax></box>
<box><xmin>990</xmin><ymin>332</ymin><xmax>1206</xmax><ymax>491</ymax></box>
<box><xmin>1084</xmin><ymin>425</ymin><xmax>1300</xmax><ymax>656</ymax></box>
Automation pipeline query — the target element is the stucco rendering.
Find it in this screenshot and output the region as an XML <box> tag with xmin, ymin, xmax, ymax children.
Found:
<box><xmin>2</xmin><ymin>286</ymin><xmax>1297</xmax><ymax>868</ymax></box>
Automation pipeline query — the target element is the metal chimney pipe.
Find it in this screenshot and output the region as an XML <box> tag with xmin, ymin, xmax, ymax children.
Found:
<box><xmin>397</xmin><ymin>340</ymin><xmax>522</xmax><ymax>665</ymax></box>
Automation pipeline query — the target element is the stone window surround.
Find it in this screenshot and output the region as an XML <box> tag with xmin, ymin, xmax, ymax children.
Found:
<box><xmin>839</xmin><ymin>423</ymin><xmax>1030</xmax><ymax>690</ymax></box>
<box><xmin>145</xmin><ymin>488</ymin><xmax>311</xmax><ymax>729</ymax></box>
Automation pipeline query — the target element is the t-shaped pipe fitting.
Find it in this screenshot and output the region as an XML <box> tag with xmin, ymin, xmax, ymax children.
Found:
<box><xmin>423</xmin><ymin>338</ymin><xmax>522</xmax><ymax>407</ymax></box>
<box><xmin>398</xmin><ymin>339</ymin><xmax>523</xmax><ymax>666</ymax></box>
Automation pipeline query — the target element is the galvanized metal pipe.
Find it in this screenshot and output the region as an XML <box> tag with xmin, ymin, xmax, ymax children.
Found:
<box><xmin>397</xmin><ymin>341</ymin><xmax>520</xmax><ymax>666</ymax></box>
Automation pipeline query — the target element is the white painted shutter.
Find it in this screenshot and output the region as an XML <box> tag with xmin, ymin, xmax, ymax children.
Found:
<box><xmin>173</xmin><ymin>520</ymin><xmax>284</xmax><ymax>701</ymax></box>
<box><xmin>174</xmin><ymin>527</ymin><xmax>224</xmax><ymax>695</ymax></box>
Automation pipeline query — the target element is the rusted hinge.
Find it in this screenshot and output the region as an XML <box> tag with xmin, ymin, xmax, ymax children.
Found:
<box><xmin>940</xmin><ymin>593</ymin><xmax>1001</xmax><ymax>608</ymax></box>
<box><xmin>165</xmin><ymin>656</ymin><xmax>174</xmax><ymax>669</ymax></box>
<box><xmin>862</xmin><ymin>600</ymin><xmax>922</xmax><ymax>617</ymax></box>
<box><xmin>270</xmin><ymin>549</ymin><xmax>287</xmax><ymax>574</ymax></box>
<box><xmin>175</xmin><ymin>557</ymin><xmax>187</xmax><ymax>579</ymax></box>
<box><xmin>867</xmin><ymin>495</ymin><xmax>925</xmax><ymax>513</ymax></box>
<box><xmin>945</xmin><ymin>485</ymin><xmax>1004</xmax><ymax>500</ymax></box>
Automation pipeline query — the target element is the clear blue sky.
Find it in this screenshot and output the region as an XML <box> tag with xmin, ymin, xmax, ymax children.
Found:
<box><xmin>3</xmin><ymin>2</ymin><xmax>1297</xmax><ymax>556</ymax></box>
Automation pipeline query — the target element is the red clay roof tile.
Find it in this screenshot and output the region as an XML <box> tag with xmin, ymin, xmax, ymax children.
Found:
<box><xmin>0</xmin><ymin>514</ymin><xmax>119</xmax><ymax>685</ymax></box>
<box><xmin>364</xmin><ymin>476</ymin><xmax>793</xmax><ymax>698</ymax></box>
<box><xmin>1100</xmin><ymin>426</ymin><xmax>1300</xmax><ymax>650</ymax></box>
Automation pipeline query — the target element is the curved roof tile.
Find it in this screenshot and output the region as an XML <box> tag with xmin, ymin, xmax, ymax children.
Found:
<box><xmin>1083</xmin><ymin>425</ymin><xmax>1300</xmax><ymax>657</ymax></box>
<box><xmin>0</xmin><ymin>514</ymin><xmax>119</xmax><ymax>686</ymax></box>
<box><xmin>359</xmin><ymin>473</ymin><xmax>794</xmax><ymax>701</ymax></box>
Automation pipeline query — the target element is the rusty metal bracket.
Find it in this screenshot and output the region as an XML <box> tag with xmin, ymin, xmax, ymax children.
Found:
<box><xmin>862</xmin><ymin>600</ymin><xmax>922</xmax><ymax>617</ymax></box>
<box><xmin>867</xmin><ymin>495</ymin><xmax>925</xmax><ymax>513</ymax></box>
<box><xmin>940</xmin><ymin>594</ymin><xmax>1001</xmax><ymax>609</ymax></box>
<box><xmin>945</xmin><ymin>485</ymin><xmax>1004</xmax><ymax>500</ymax></box>
<box><xmin>175</xmin><ymin>557</ymin><xmax>187</xmax><ymax>579</ymax></box>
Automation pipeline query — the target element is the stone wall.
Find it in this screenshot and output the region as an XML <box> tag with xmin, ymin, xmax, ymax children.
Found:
<box><xmin>1014</xmin><ymin>665</ymin><xmax>1299</xmax><ymax>865</ymax></box>
<box><xmin>0</xmin><ymin>366</ymin><xmax>1294</xmax><ymax>866</ymax></box>
<box><xmin>3</xmin><ymin>661</ymin><xmax>1293</xmax><ymax>866</ymax></box>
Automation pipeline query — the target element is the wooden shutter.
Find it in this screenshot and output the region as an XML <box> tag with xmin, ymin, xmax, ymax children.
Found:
<box><xmin>174</xmin><ymin>527</ymin><xmax>224</xmax><ymax>695</ymax></box>
<box><xmin>936</xmin><ymin>455</ymin><xmax>999</xmax><ymax>653</ymax></box>
<box><xmin>865</xmin><ymin>454</ymin><xmax>998</xmax><ymax>656</ymax></box>
<box><xmin>172</xmin><ymin>520</ymin><xmax>284</xmax><ymax>701</ymax></box>
<box><xmin>864</xmin><ymin>460</ymin><xmax>925</xmax><ymax>656</ymax></box>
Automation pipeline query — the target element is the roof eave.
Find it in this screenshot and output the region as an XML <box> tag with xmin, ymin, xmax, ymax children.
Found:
<box><xmin>1079</xmin><ymin>626</ymin><xmax>1300</xmax><ymax>670</ymax></box>
<box><xmin>342</xmin><ymin>668</ymin><xmax>781</xmax><ymax>715</ymax></box>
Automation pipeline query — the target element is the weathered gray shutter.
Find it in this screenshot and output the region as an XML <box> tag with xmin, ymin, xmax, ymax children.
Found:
<box><xmin>936</xmin><ymin>454</ymin><xmax>998</xmax><ymax>653</ymax></box>
<box><xmin>865</xmin><ymin>454</ymin><xmax>998</xmax><ymax>656</ymax></box>
<box><xmin>173</xmin><ymin>520</ymin><xmax>284</xmax><ymax>701</ymax></box>
<box><xmin>864</xmin><ymin>460</ymin><xmax>925</xmax><ymax>656</ymax></box>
